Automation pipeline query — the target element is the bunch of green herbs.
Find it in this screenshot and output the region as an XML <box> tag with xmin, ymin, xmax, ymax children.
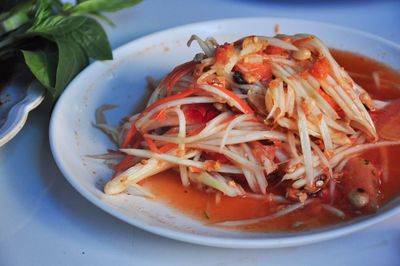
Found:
<box><xmin>0</xmin><ymin>0</ymin><xmax>142</xmax><ymax>98</ymax></box>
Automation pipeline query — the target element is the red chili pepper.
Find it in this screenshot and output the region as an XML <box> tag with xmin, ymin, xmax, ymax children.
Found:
<box><xmin>318</xmin><ymin>88</ymin><xmax>345</xmax><ymax>117</ymax></box>
<box><xmin>207</xmin><ymin>84</ymin><xmax>254</xmax><ymax>114</ymax></box>
<box><xmin>159</xmin><ymin>143</ymin><xmax>178</xmax><ymax>153</ymax></box>
<box><xmin>143</xmin><ymin>135</ymin><xmax>160</xmax><ymax>153</ymax></box>
<box><xmin>122</xmin><ymin>124</ymin><xmax>137</xmax><ymax>148</ymax></box>
<box><xmin>113</xmin><ymin>155</ymin><xmax>136</xmax><ymax>178</ymax></box>
<box><xmin>159</xmin><ymin>61</ymin><xmax>197</xmax><ymax>96</ymax></box>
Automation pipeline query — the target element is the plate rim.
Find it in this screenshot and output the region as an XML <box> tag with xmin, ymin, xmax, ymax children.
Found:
<box><xmin>49</xmin><ymin>16</ymin><xmax>400</xmax><ymax>249</ymax></box>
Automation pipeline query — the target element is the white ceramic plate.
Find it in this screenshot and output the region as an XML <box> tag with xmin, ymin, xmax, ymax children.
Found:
<box><xmin>49</xmin><ymin>17</ymin><xmax>400</xmax><ymax>248</ymax></box>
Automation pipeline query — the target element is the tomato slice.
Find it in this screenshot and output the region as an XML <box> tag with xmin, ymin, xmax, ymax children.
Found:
<box><xmin>251</xmin><ymin>141</ymin><xmax>276</xmax><ymax>162</ymax></box>
<box><xmin>234</xmin><ymin>61</ymin><xmax>272</xmax><ymax>82</ymax></box>
<box><xmin>341</xmin><ymin>157</ymin><xmax>381</xmax><ymax>212</ymax></box>
<box><xmin>309</xmin><ymin>57</ymin><xmax>331</xmax><ymax>80</ymax></box>
<box><xmin>264</xmin><ymin>45</ymin><xmax>288</xmax><ymax>56</ymax></box>
<box><xmin>215</xmin><ymin>43</ymin><xmax>235</xmax><ymax>64</ymax></box>
<box><xmin>182</xmin><ymin>103</ymin><xmax>219</xmax><ymax>124</ymax></box>
<box><xmin>204</xmin><ymin>152</ymin><xmax>230</xmax><ymax>164</ymax></box>
<box><xmin>373</xmin><ymin>98</ymin><xmax>400</xmax><ymax>140</ymax></box>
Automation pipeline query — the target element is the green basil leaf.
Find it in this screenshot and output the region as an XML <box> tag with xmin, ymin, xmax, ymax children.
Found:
<box><xmin>88</xmin><ymin>12</ymin><xmax>115</xmax><ymax>27</ymax></box>
<box><xmin>0</xmin><ymin>0</ymin><xmax>142</xmax><ymax>99</ymax></box>
<box><xmin>72</xmin><ymin>0</ymin><xmax>142</xmax><ymax>13</ymax></box>
<box><xmin>29</xmin><ymin>15</ymin><xmax>87</xmax><ymax>36</ymax></box>
<box><xmin>71</xmin><ymin>17</ymin><xmax>112</xmax><ymax>60</ymax></box>
<box><xmin>33</xmin><ymin>0</ymin><xmax>52</xmax><ymax>24</ymax></box>
<box><xmin>53</xmin><ymin>35</ymin><xmax>88</xmax><ymax>98</ymax></box>
<box><xmin>0</xmin><ymin>1</ymin><xmax>33</xmax><ymax>36</ymax></box>
<box><xmin>2</xmin><ymin>10</ymin><xmax>29</xmax><ymax>32</ymax></box>
<box><xmin>22</xmin><ymin>45</ymin><xmax>57</xmax><ymax>89</ymax></box>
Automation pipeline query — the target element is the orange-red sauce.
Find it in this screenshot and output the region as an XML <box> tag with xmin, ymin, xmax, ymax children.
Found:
<box><xmin>140</xmin><ymin>49</ymin><xmax>400</xmax><ymax>231</ymax></box>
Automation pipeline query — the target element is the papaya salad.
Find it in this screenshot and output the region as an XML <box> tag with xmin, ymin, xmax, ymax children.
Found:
<box><xmin>94</xmin><ymin>34</ymin><xmax>400</xmax><ymax>228</ymax></box>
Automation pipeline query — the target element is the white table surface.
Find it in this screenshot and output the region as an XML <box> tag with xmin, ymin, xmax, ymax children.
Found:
<box><xmin>1</xmin><ymin>1</ymin><xmax>400</xmax><ymax>265</ymax></box>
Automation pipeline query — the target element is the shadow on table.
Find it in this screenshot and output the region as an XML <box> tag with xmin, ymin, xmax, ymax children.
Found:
<box><xmin>1</xmin><ymin>98</ymin><xmax>141</xmax><ymax>256</ymax></box>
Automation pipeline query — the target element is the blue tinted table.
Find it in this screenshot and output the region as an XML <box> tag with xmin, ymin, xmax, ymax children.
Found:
<box><xmin>1</xmin><ymin>1</ymin><xmax>399</xmax><ymax>265</ymax></box>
